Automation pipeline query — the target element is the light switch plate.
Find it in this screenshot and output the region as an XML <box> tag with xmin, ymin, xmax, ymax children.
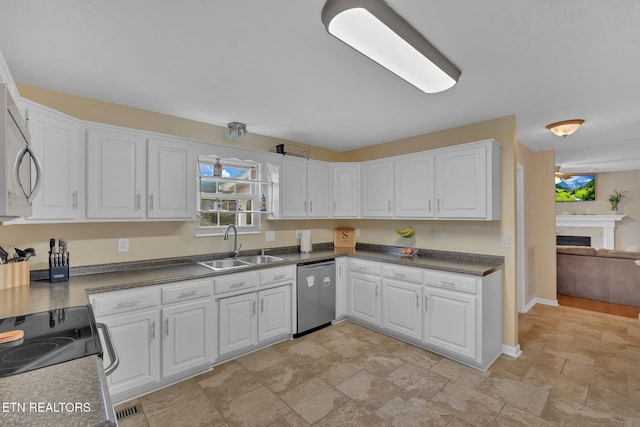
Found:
<box><xmin>295</xmin><ymin>230</ymin><xmax>301</xmax><ymax>239</ymax></box>
<box><xmin>501</xmin><ymin>235</ymin><xmax>510</xmax><ymax>248</ymax></box>
<box><xmin>265</xmin><ymin>231</ymin><xmax>275</xmax><ymax>242</ymax></box>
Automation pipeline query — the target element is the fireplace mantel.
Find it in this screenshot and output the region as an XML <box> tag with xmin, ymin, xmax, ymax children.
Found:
<box><xmin>556</xmin><ymin>215</ymin><xmax>625</xmax><ymax>249</ymax></box>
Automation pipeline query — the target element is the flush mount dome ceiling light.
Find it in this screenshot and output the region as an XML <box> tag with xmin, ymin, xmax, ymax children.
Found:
<box><xmin>546</xmin><ymin>119</ymin><xmax>585</xmax><ymax>138</ymax></box>
<box><xmin>321</xmin><ymin>0</ymin><xmax>461</xmax><ymax>94</ymax></box>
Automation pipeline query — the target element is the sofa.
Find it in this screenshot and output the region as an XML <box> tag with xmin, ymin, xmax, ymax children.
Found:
<box><xmin>557</xmin><ymin>246</ymin><xmax>640</xmax><ymax>306</ymax></box>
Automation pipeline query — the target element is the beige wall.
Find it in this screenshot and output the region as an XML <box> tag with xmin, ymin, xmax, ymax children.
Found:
<box><xmin>555</xmin><ymin>169</ymin><xmax>640</xmax><ymax>250</ymax></box>
<box><xmin>1</xmin><ymin>85</ymin><xmax>520</xmax><ymax>348</ymax></box>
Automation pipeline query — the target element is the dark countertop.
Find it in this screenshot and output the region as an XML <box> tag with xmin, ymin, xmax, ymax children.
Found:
<box><xmin>0</xmin><ymin>356</ymin><xmax>116</xmax><ymax>426</ymax></box>
<box><xmin>1</xmin><ymin>245</ymin><xmax>503</xmax><ymax>319</ymax></box>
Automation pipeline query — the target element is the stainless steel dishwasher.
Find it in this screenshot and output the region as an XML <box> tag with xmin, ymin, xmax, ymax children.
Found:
<box><xmin>295</xmin><ymin>260</ymin><xmax>336</xmax><ymax>337</ymax></box>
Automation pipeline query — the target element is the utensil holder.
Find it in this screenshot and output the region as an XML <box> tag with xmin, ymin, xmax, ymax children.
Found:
<box><xmin>0</xmin><ymin>261</ymin><xmax>30</xmax><ymax>289</ymax></box>
<box><xmin>49</xmin><ymin>254</ymin><xmax>69</xmax><ymax>283</ymax></box>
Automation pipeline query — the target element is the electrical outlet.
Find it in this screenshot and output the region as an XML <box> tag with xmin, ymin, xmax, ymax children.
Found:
<box><xmin>265</xmin><ymin>231</ymin><xmax>275</xmax><ymax>242</ymax></box>
<box><xmin>355</xmin><ymin>229</ymin><xmax>360</xmax><ymax>237</ymax></box>
<box><xmin>431</xmin><ymin>232</ymin><xmax>437</xmax><ymax>243</ymax></box>
<box><xmin>118</xmin><ymin>238</ymin><xmax>129</xmax><ymax>253</ymax></box>
<box><xmin>442</xmin><ymin>233</ymin><xmax>449</xmax><ymax>244</ymax></box>
<box><xmin>501</xmin><ymin>235</ymin><xmax>510</xmax><ymax>248</ymax></box>
<box><xmin>295</xmin><ymin>230</ymin><xmax>301</xmax><ymax>239</ymax></box>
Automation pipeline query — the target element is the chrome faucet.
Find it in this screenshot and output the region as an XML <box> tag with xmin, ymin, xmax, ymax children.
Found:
<box><xmin>223</xmin><ymin>225</ymin><xmax>242</xmax><ymax>258</ymax></box>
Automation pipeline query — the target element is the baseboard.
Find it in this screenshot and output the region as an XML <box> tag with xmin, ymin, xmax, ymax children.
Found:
<box><xmin>522</xmin><ymin>297</ymin><xmax>558</xmax><ymax>313</ymax></box>
<box><xmin>502</xmin><ymin>343</ymin><xmax>522</xmax><ymax>358</ymax></box>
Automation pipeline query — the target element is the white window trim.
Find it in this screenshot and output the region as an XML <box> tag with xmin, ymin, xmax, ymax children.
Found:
<box><xmin>195</xmin><ymin>156</ymin><xmax>264</xmax><ymax>237</ymax></box>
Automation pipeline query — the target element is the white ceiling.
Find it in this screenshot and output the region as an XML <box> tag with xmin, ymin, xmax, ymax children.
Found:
<box><xmin>1</xmin><ymin>0</ymin><xmax>639</xmax><ymax>173</ymax></box>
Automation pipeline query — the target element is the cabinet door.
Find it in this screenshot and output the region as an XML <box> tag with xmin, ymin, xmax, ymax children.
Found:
<box><xmin>218</xmin><ymin>293</ymin><xmax>257</xmax><ymax>356</ymax></box>
<box><xmin>26</xmin><ymin>105</ymin><xmax>81</xmax><ymax>221</ymax></box>
<box><xmin>258</xmin><ymin>286</ymin><xmax>291</xmax><ymax>342</ymax></box>
<box><xmin>361</xmin><ymin>160</ymin><xmax>394</xmax><ymax>217</ymax></box>
<box><xmin>98</xmin><ymin>310</ymin><xmax>161</xmax><ymax>396</ymax></box>
<box><xmin>332</xmin><ymin>164</ymin><xmax>359</xmax><ymax>217</ymax></box>
<box><xmin>348</xmin><ymin>272</ymin><xmax>381</xmax><ymax>326</ymax></box>
<box><xmin>162</xmin><ymin>298</ymin><xmax>213</xmax><ymax>377</ymax></box>
<box><xmin>382</xmin><ymin>279</ymin><xmax>423</xmax><ymax>340</ymax></box>
<box><xmin>147</xmin><ymin>137</ymin><xmax>195</xmax><ymax>220</ymax></box>
<box><xmin>86</xmin><ymin>127</ymin><xmax>146</xmax><ymax>219</ymax></box>
<box><xmin>424</xmin><ymin>287</ymin><xmax>476</xmax><ymax>359</ymax></box>
<box><xmin>394</xmin><ymin>155</ymin><xmax>434</xmax><ymax>218</ymax></box>
<box><xmin>435</xmin><ymin>146</ymin><xmax>486</xmax><ymax>218</ymax></box>
<box><xmin>307</xmin><ymin>162</ymin><xmax>330</xmax><ymax>218</ymax></box>
<box><xmin>280</xmin><ymin>158</ymin><xmax>308</xmax><ymax>218</ymax></box>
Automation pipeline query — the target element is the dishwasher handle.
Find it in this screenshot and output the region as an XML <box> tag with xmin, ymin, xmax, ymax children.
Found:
<box><xmin>97</xmin><ymin>322</ymin><xmax>120</xmax><ymax>376</ymax></box>
<box><xmin>298</xmin><ymin>261</ymin><xmax>335</xmax><ymax>271</ymax></box>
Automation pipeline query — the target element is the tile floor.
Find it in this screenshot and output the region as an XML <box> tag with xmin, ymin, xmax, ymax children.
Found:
<box><xmin>116</xmin><ymin>304</ymin><xmax>640</xmax><ymax>426</ymax></box>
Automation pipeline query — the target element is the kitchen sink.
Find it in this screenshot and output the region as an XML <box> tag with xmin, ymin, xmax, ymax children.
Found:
<box><xmin>198</xmin><ymin>259</ymin><xmax>251</xmax><ymax>271</ymax></box>
<box><xmin>238</xmin><ymin>255</ymin><xmax>284</xmax><ymax>265</ymax></box>
<box><xmin>198</xmin><ymin>255</ymin><xmax>284</xmax><ymax>271</ymax></box>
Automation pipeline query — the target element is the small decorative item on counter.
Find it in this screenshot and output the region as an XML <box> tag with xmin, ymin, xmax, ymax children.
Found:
<box><xmin>250</xmin><ymin>167</ymin><xmax>257</xmax><ymax>180</ymax></box>
<box><xmin>237</xmin><ymin>200</ymin><xmax>243</xmax><ymax>211</ymax></box>
<box><xmin>213</xmin><ymin>158</ymin><xmax>222</xmax><ymax>177</ymax></box>
<box><xmin>259</xmin><ymin>194</ymin><xmax>267</xmax><ymax>211</ymax></box>
<box><xmin>49</xmin><ymin>238</ymin><xmax>69</xmax><ymax>283</ymax></box>
<box><xmin>228</xmin><ymin>200</ymin><xmax>237</xmax><ymax>211</ymax></box>
<box><xmin>214</xmin><ymin>198</ymin><xmax>222</xmax><ymax>211</ymax></box>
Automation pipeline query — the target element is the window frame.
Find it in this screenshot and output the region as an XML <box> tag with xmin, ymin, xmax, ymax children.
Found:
<box><xmin>195</xmin><ymin>156</ymin><xmax>264</xmax><ymax>237</ymax></box>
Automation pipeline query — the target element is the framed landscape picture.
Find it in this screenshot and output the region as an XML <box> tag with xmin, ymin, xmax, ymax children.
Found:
<box><xmin>555</xmin><ymin>174</ymin><xmax>596</xmax><ymax>202</ymax></box>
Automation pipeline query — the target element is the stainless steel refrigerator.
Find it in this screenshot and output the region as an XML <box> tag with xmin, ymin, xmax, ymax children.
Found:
<box><xmin>295</xmin><ymin>260</ymin><xmax>336</xmax><ymax>337</ymax></box>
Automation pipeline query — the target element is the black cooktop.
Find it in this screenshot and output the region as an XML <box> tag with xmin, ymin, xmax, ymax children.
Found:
<box><xmin>0</xmin><ymin>306</ymin><xmax>102</xmax><ymax>378</ymax></box>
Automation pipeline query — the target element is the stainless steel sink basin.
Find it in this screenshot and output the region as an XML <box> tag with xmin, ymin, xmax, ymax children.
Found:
<box><xmin>198</xmin><ymin>259</ymin><xmax>251</xmax><ymax>271</ymax></box>
<box><xmin>238</xmin><ymin>255</ymin><xmax>284</xmax><ymax>265</ymax></box>
<box><xmin>198</xmin><ymin>255</ymin><xmax>283</xmax><ymax>271</ymax></box>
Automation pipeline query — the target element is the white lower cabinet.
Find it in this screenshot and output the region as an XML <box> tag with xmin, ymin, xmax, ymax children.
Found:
<box><xmin>348</xmin><ymin>272</ymin><xmax>381</xmax><ymax>327</ymax></box>
<box><xmin>218</xmin><ymin>292</ymin><xmax>258</xmax><ymax>355</ymax></box>
<box><xmin>216</xmin><ymin>267</ymin><xmax>294</xmax><ymax>360</ymax></box>
<box><xmin>423</xmin><ymin>286</ymin><xmax>476</xmax><ymax>359</ymax></box>
<box><xmin>347</xmin><ymin>259</ymin><xmax>502</xmax><ymax>371</ymax></box>
<box><xmin>382</xmin><ymin>279</ymin><xmax>423</xmax><ymax>341</ymax></box>
<box><xmin>91</xmin><ymin>277</ymin><xmax>214</xmax><ymax>403</ymax></box>
<box><xmin>258</xmin><ymin>286</ymin><xmax>292</xmax><ymax>341</ymax></box>
<box><xmin>100</xmin><ymin>308</ymin><xmax>161</xmax><ymax>397</ymax></box>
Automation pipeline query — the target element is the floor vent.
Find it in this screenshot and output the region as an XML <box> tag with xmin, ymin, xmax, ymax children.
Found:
<box><xmin>116</xmin><ymin>403</ymin><xmax>142</xmax><ymax>421</ymax></box>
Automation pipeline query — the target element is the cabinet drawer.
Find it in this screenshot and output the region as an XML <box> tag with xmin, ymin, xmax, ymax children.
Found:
<box><xmin>214</xmin><ymin>271</ymin><xmax>259</xmax><ymax>295</ymax></box>
<box><xmin>382</xmin><ymin>264</ymin><xmax>423</xmax><ymax>283</ymax></box>
<box><xmin>162</xmin><ymin>278</ymin><xmax>213</xmax><ymax>304</ymax></box>
<box><xmin>259</xmin><ymin>266</ymin><xmax>295</xmax><ymax>285</ymax></box>
<box><xmin>350</xmin><ymin>259</ymin><xmax>381</xmax><ymax>276</ymax></box>
<box><xmin>424</xmin><ymin>270</ymin><xmax>477</xmax><ymax>294</ymax></box>
<box><xmin>91</xmin><ymin>287</ymin><xmax>160</xmax><ymax>317</ymax></box>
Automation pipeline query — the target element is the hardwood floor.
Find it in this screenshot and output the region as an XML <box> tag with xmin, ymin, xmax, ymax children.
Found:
<box><xmin>558</xmin><ymin>295</ymin><xmax>640</xmax><ymax>320</ymax></box>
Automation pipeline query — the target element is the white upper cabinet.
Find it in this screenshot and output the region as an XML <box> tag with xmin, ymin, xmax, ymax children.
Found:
<box><xmin>280</xmin><ymin>158</ymin><xmax>330</xmax><ymax>218</ymax></box>
<box><xmin>331</xmin><ymin>164</ymin><xmax>359</xmax><ymax>218</ymax></box>
<box><xmin>434</xmin><ymin>140</ymin><xmax>500</xmax><ymax>220</ymax></box>
<box><xmin>25</xmin><ymin>102</ymin><xmax>83</xmax><ymax>221</ymax></box>
<box><xmin>307</xmin><ymin>161</ymin><xmax>331</xmax><ymax>218</ymax></box>
<box><xmin>280</xmin><ymin>157</ymin><xmax>308</xmax><ymax>218</ymax></box>
<box><xmin>147</xmin><ymin>136</ymin><xmax>195</xmax><ymax>220</ymax></box>
<box><xmin>86</xmin><ymin>126</ymin><xmax>146</xmax><ymax>219</ymax></box>
<box><xmin>361</xmin><ymin>160</ymin><xmax>394</xmax><ymax>217</ymax></box>
<box><xmin>394</xmin><ymin>154</ymin><xmax>434</xmax><ymax>218</ymax></box>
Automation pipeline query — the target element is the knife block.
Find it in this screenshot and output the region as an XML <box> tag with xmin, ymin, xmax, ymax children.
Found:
<box><xmin>0</xmin><ymin>261</ymin><xmax>30</xmax><ymax>290</ymax></box>
<box><xmin>49</xmin><ymin>254</ymin><xmax>69</xmax><ymax>283</ymax></box>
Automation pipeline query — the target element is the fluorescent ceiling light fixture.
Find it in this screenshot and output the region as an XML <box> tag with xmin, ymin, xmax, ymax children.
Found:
<box><xmin>321</xmin><ymin>0</ymin><xmax>461</xmax><ymax>93</ymax></box>
<box><xmin>546</xmin><ymin>119</ymin><xmax>584</xmax><ymax>138</ymax></box>
<box><xmin>225</xmin><ymin>122</ymin><xmax>248</xmax><ymax>141</ymax></box>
